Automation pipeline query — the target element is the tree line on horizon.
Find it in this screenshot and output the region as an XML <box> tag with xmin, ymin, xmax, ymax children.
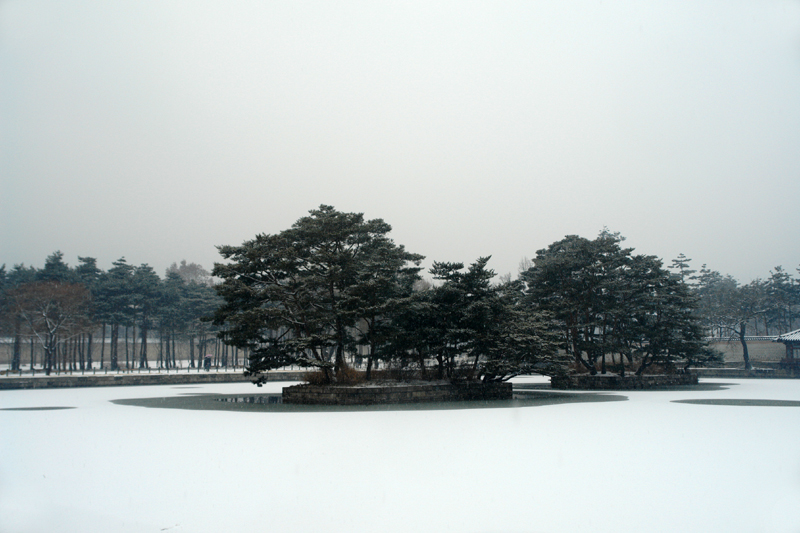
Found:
<box><xmin>0</xmin><ymin>256</ymin><xmax>223</xmax><ymax>375</ymax></box>
<box><xmin>669</xmin><ymin>254</ymin><xmax>800</xmax><ymax>369</ymax></box>
<box><xmin>2</xmin><ymin>206</ymin><xmax>798</xmax><ymax>378</ymax></box>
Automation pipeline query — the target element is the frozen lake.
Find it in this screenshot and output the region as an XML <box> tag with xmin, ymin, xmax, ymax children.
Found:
<box><xmin>2</xmin><ymin>377</ymin><xmax>799</xmax><ymax>533</ymax></box>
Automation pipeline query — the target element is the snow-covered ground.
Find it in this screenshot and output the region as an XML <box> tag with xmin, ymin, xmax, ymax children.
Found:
<box><xmin>2</xmin><ymin>377</ymin><xmax>799</xmax><ymax>533</ymax></box>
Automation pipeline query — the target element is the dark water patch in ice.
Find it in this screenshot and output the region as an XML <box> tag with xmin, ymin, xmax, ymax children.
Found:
<box><xmin>112</xmin><ymin>390</ymin><xmax>627</xmax><ymax>412</ymax></box>
<box><xmin>514</xmin><ymin>382</ymin><xmax>733</xmax><ymax>392</ymax></box>
<box><xmin>512</xmin><ymin>383</ymin><xmax>552</xmax><ymax>390</ymax></box>
<box><xmin>672</xmin><ymin>399</ymin><xmax>800</xmax><ymax>407</ymax></box>
<box><xmin>1</xmin><ymin>406</ymin><xmax>76</xmax><ymax>411</ymax></box>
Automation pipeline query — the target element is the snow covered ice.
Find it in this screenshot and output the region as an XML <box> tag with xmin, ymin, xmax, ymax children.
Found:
<box><xmin>2</xmin><ymin>377</ymin><xmax>799</xmax><ymax>533</ymax></box>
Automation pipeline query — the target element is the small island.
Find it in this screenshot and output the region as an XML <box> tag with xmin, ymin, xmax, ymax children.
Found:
<box><xmin>282</xmin><ymin>379</ymin><xmax>512</xmax><ymax>405</ymax></box>
<box><xmin>211</xmin><ymin>206</ymin><xmax>718</xmax><ymax>403</ymax></box>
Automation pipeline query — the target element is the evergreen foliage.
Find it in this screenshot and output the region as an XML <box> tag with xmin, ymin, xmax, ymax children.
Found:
<box><xmin>521</xmin><ymin>232</ymin><xmax>717</xmax><ymax>375</ymax></box>
<box><xmin>212</xmin><ymin>207</ymin><xmax>566</xmax><ymax>384</ymax></box>
<box><xmin>212</xmin><ymin>205</ymin><xmax>424</xmax><ymax>383</ymax></box>
<box><xmin>1</xmin><ymin>206</ymin><xmax>796</xmax><ymax>378</ymax></box>
<box><xmin>0</xmin><ymin>255</ymin><xmax>220</xmax><ymax>373</ymax></box>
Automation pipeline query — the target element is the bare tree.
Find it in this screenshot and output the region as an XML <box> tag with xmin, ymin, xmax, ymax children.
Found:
<box><xmin>10</xmin><ymin>281</ymin><xmax>90</xmax><ymax>375</ymax></box>
<box><xmin>518</xmin><ymin>256</ymin><xmax>533</xmax><ymax>275</ymax></box>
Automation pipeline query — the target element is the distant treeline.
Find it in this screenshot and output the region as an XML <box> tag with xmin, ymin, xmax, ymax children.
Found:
<box><xmin>208</xmin><ymin>206</ymin><xmax>796</xmax><ymax>381</ymax></box>
<box><xmin>1</xmin><ymin>215</ymin><xmax>798</xmax><ymax>377</ymax></box>
<box><xmin>672</xmin><ymin>254</ymin><xmax>800</xmax><ymax>369</ymax></box>
<box><xmin>0</xmin><ymin>255</ymin><xmax>224</xmax><ymax>374</ymax></box>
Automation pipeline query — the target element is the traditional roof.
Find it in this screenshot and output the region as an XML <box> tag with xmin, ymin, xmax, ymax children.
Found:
<box><xmin>706</xmin><ymin>336</ymin><xmax>777</xmax><ymax>342</ymax></box>
<box><xmin>776</xmin><ymin>329</ymin><xmax>800</xmax><ymax>343</ymax></box>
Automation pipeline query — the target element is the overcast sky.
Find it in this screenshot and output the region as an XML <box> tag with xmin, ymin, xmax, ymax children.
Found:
<box><xmin>2</xmin><ymin>1</ymin><xmax>799</xmax><ymax>282</ymax></box>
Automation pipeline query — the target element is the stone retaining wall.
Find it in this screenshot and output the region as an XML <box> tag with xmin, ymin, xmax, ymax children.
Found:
<box><xmin>216</xmin><ymin>395</ymin><xmax>283</xmax><ymax>404</ymax></box>
<box><xmin>0</xmin><ymin>371</ymin><xmax>306</xmax><ymax>390</ymax></box>
<box><xmin>283</xmin><ymin>381</ymin><xmax>512</xmax><ymax>405</ymax></box>
<box><xmin>693</xmin><ymin>368</ymin><xmax>799</xmax><ymax>379</ymax></box>
<box><xmin>551</xmin><ymin>373</ymin><xmax>698</xmax><ymax>390</ymax></box>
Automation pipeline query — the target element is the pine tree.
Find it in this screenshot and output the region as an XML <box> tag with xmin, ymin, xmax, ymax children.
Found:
<box><xmin>213</xmin><ymin>205</ymin><xmax>423</xmax><ymax>384</ymax></box>
<box><xmin>522</xmin><ymin>232</ymin><xmax>713</xmax><ymax>375</ymax></box>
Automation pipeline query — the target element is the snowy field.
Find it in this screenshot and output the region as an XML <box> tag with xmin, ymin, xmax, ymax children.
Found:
<box><xmin>2</xmin><ymin>378</ymin><xmax>799</xmax><ymax>533</ymax></box>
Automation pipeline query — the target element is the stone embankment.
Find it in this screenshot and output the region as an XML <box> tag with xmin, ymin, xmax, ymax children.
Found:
<box><xmin>551</xmin><ymin>373</ymin><xmax>698</xmax><ymax>390</ymax></box>
<box><xmin>693</xmin><ymin>367</ymin><xmax>799</xmax><ymax>379</ymax></box>
<box><xmin>283</xmin><ymin>381</ymin><xmax>512</xmax><ymax>405</ymax></box>
<box><xmin>0</xmin><ymin>371</ymin><xmax>305</xmax><ymax>390</ymax></box>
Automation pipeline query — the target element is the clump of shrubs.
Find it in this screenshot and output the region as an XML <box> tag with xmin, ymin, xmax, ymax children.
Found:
<box><xmin>302</xmin><ymin>365</ymin><xmax>366</xmax><ymax>386</ymax></box>
<box><xmin>336</xmin><ymin>365</ymin><xmax>365</xmax><ymax>385</ymax></box>
<box><xmin>302</xmin><ymin>370</ymin><xmax>330</xmax><ymax>385</ymax></box>
<box><xmin>567</xmin><ymin>360</ymin><xmax>683</xmax><ymax>376</ymax></box>
<box><xmin>301</xmin><ymin>365</ymin><xmax>478</xmax><ymax>386</ymax></box>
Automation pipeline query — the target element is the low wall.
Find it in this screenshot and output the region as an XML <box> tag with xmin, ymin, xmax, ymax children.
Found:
<box><xmin>0</xmin><ymin>371</ymin><xmax>306</xmax><ymax>390</ymax></box>
<box><xmin>216</xmin><ymin>395</ymin><xmax>283</xmax><ymax>405</ymax></box>
<box><xmin>707</xmin><ymin>339</ymin><xmax>784</xmax><ymax>365</ymax></box>
<box><xmin>283</xmin><ymin>381</ymin><xmax>512</xmax><ymax>405</ymax></box>
<box><xmin>693</xmin><ymin>368</ymin><xmax>799</xmax><ymax>379</ymax></box>
<box><xmin>551</xmin><ymin>373</ymin><xmax>698</xmax><ymax>390</ymax></box>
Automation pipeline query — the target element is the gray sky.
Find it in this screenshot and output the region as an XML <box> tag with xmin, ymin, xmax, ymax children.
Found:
<box><xmin>2</xmin><ymin>1</ymin><xmax>799</xmax><ymax>282</ymax></box>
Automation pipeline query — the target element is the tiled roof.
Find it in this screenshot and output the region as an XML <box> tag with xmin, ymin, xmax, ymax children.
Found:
<box><xmin>776</xmin><ymin>329</ymin><xmax>800</xmax><ymax>342</ymax></box>
<box><xmin>706</xmin><ymin>336</ymin><xmax>777</xmax><ymax>342</ymax></box>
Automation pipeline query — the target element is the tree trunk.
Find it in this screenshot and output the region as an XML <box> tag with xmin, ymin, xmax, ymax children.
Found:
<box><xmin>110</xmin><ymin>324</ymin><xmax>119</xmax><ymax>370</ymax></box>
<box><xmin>74</xmin><ymin>336</ymin><xmax>80</xmax><ymax>370</ymax></box>
<box><xmin>334</xmin><ymin>336</ymin><xmax>345</xmax><ymax>375</ymax></box>
<box><xmin>739</xmin><ymin>323</ymin><xmax>752</xmax><ymax>370</ymax></box>
<box><xmin>132</xmin><ymin>323</ymin><xmax>137</xmax><ymax>369</ymax></box>
<box><xmin>164</xmin><ymin>331</ymin><xmax>170</xmax><ymax>369</ymax></box>
<box><xmin>158</xmin><ymin>331</ymin><xmax>164</xmax><ymax>369</ymax></box>
<box><xmin>44</xmin><ymin>333</ymin><xmax>55</xmax><ymax>375</ymax></box>
<box><xmin>11</xmin><ymin>332</ymin><xmax>21</xmax><ymax>371</ymax></box>
<box><xmin>11</xmin><ymin>316</ymin><xmax>22</xmax><ymax>371</ymax></box>
<box><xmin>139</xmin><ymin>322</ymin><xmax>148</xmax><ymax>369</ymax></box>
<box><xmin>100</xmin><ymin>323</ymin><xmax>106</xmax><ymax>370</ymax></box>
<box><xmin>124</xmin><ymin>326</ymin><xmax>129</xmax><ymax>369</ymax></box>
<box><xmin>416</xmin><ymin>349</ymin><xmax>427</xmax><ymax>379</ymax></box>
<box><xmin>86</xmin><ymin>332</ymin><xmax>93</xmax><ymax>369</ymax></box>
<box><xmin>30</xmin><ymin>337</ymin><xmax>35</xmax><ymax>374</ymax></box>
<box><xmin>569</xmin><ymin>326</ymin><xmax>594</xmax><ymax>374</ymax></box>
